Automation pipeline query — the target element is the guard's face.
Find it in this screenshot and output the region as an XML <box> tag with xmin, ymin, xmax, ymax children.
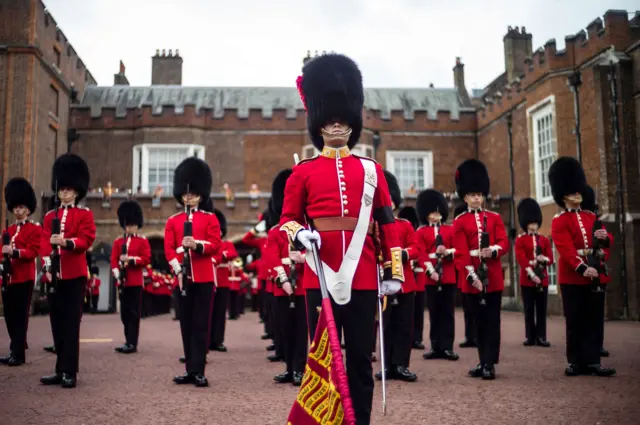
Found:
<box><xmin>321</xmin><ymin>121</ymin><xmax>352</xmax><ymax>147</ymax></box>
<box><xmin>58</xmin><ymin>188</ymin><xmax>77</xmax><ymax>204</ymax></box>
<box><xmin>464</xmin><ymin>193</ymin><xmax>484</xmax><ymax>209</ymax></box>
<box><xmin>564</xmin><ymin>193</ymin><xmax>583</xmax><ymax>205</ymax></box>
<box><xmin>182</xmin><ymin>193</ymin><xmax>201</xmax><ymax>207</ymax></box>
<box><xmin>125</xmin><ymin>224</ymin><xmax>139</xmax><ymax>234</ymax></box>
<box><xmin>428</xmin><ymin>212</ymin><xmax>442</xmax><ymax>223</ymax></box>
<box><xmin>12</xmin><ymin>205</ymin><xmax>30</xmax><ymax>220</ymax></box>
<box><xmin>527</xmin><ymin>223</ymin><xmax>539</xmax><ymax>233</ymax></box>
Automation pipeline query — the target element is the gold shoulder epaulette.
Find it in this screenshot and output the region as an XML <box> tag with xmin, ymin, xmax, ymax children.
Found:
<box><xmin>352</xmin><ymin>154</ymin><xmax>379</xmax><ymax>164</ymax></box>
<box><xmin>296</xmin><ymin>156</ymin><xmax>319</xmax><ymax>166</ymax></box>
<box><xmin>169</xmin><ymin>212</ymin><xmax>182</xmax><ymax>219</ymax></box>
<box><xmin>454</xmin><ymin>211</ymin><xmax>467</xmax><ymax>220</ymax></box>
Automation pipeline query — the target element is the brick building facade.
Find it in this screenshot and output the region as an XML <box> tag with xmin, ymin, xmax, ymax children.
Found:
<box><xmin>2</xmin><ymin>2</ymin><xmax>639</xmax><ymax>318</ymax></box>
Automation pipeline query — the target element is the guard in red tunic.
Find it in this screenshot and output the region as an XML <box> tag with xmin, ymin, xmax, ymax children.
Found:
<box><xmin>375</xmin><ymin>171</ymin><xmax>419</xmax><ymax>382</ymax></box>
<box><xmin>417</xmin><ymin>189</ymin><xmax>459</xmax><ymax>362</ymax></box>
<box><xmin>209</xmin><ymin>207</ymin><xmax>236</xmax><ymax>353</ymax></box>
<box><xmin>1</xmin><ymin>178</ymin><xmax>41</xmax><ymax>367</ymax></box>
<box><xmin>165</xmin><ymin>157</ymin><xmax>221</xmax><ymax>387</ymax></box>
<box><xmin>266</xmin><ymin>170</ymin><xmax>308</xmax><ymax>387</ymax></box>
<box><xmin>452</xmin><ymin>203</ymin><xmax>477</xmax><ymax>348</ymax></box>
<box><xmin>39</xmin><ymin>154</ymin><xmax>96</xmax><ymax>388</ymax></box>
<box><xmin>581</xmin><ymin>185</ymin><xmax>611</xmax><ymax>358</ymax></box>
<box><xmin>280</xmin><ymin>53</ymin><xmax>404</xmax><ymax>425</ymax></box>
<box><xmin>548</xmin><ymin>157</ymin><xmax>615</xmax><ymax>377</ymax></box>
<box><xmin>453</xmin><ymin>159</ymin><xmax>508</xmax><ymax>380</ymax></box>
<box><xmin>111</xmin><ymin>200</ymin><xmax>151</xmax><ymax>354</ymax></box>
<box><xmin>87</xmin><ymin>266</ymin><xmax>101</xmax><ymax>313</ymax></box>
<box><xmin>515</xmin><ymin>198</ymin><xmax>553</xmax><ymax>347</ymax></box>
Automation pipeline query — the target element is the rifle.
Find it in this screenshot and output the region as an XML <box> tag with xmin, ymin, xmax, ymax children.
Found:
<box><xmin>181</xmin><ymin>203</ymin><xmax>193</xmax><ymax>296</ymax></box>
<box><xmin>477</xmin><ymin>215</ymin><xmax>490</xmax><ymax>306</ymax></box>
<box><xmin>118</xmin><ymin>230</ymin><xmax>128</xmax><ymax>296</ymax></box>
<box><xmin>2</xmin><ymin>216</ymin><xmax>11</xmax><ymax>292</ymax></box>
<box><xmin>288</xmin><ymin>259</ymin><xmax>298</xmax><ymax>309</ymax></box>
<box><xmin>587</xmin><ymin>204</ymin><xmax>607</xmax><ymax>293</ymax></box>
<box><xmin>533</xmin><ymin>235</ymin><xmax>545</xmax><ymax>292</ymax></box>
<box><xmin>49</xmin><ymin>186</ymin><xmax>61</xmax><ymax>295</ymax></box>
<box><xmin>434</xmin><ymin>224</ymin><xmax>444</xmax><ymax>292</ymax></box>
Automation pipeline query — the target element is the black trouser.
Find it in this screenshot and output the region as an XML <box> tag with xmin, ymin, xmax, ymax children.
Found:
<box><xmin>179</xmin><ymin>283</ymin><xmax>214</xmax><ymax>375</ymax></box>
<box><xmin>413</xmin><ymin>290</ymin><xmax>425</xmax><ymax>343</ymax></box>
<box><xmin>595</xmin><ymin>288</ymin><xmax>606</xmax><ymax>351</ymax></box>
<box><xmin>277</xmin><ymin>295</ymin><xmax>308</xmax><ymax>373</ymax></box>
<box><xmin>461</xmin><ymin>292</ymin><xmax>477</xmax><ymax>344</ymax></box>
<box><xmin>90</xmin><ymin>294</ymin><xmax>99</xmax><ymax>313</ymax></box>
<box><xmin>468</xmin><ymin>291</ymin><xmax>502</xmax><ymax>366</ymax></box>
<box><xmin>382</xmin><ymin>292</ymin><xmax>414</xmax><ymax>368</ymax></box>
<box><xmin>1</xmin><ymin>280</ymin><xmax>34</xmax><ymax>360</ymax></box>
<box><xmin>259</xmin><ymin>280</ymin><xmax>267</xmax><ymax>323</ymax></box>
<box><xmin>307</xmin><ymin>289</ymin><xmax>377</xmax><ymax>425</ymax></box>
<box><xmin>426</xmin><ymin>284</ymin><xmax>456</xmax><ymax>352</ymax></box>
<box><xmin>521</xmin><ymin>286</ymin><xmax>548</xmax><ymax>341</ymax></box>
<box><xmin>209</xmin><ymin>287</ymin><xmax>229</xmax><ymax>348</ymax></box>
<box><xmin>560</xmin><ymin>284</ymin><xmax>601</xmax><ymax>365</ymax></box>
<box><xmin>271</xmin><ymin>292</ymin><xmax>285</xmax><ymax>358</ymax></box>
<box><xmin>238</xmin><ymin>292</ymin><xmax>245</xmax><ymax>315</ymax></box>
<box><xmin>120</xmin><ymin>287</ymin><xmax>142</xmax><ymax>347</ymax></box>
<box><xmin>251</xmin><ymin>292</ymin><xmax>259</xmax><ymax>312</ymax></box>
<box><xmin>228</xmin><ymin>290</ymin><xmax>239</xmax><ymax>319</ymax></box>
<box><xmin>49</xmin><ymin>277</ymin><xmax>86</xmax><ymax>376</ymax></box>
<box><xmin>172</xmin><ymin>287</ymin><xmax>181</xmax><ymax>319</ymax></box>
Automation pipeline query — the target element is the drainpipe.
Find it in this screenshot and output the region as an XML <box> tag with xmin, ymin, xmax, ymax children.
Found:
<box><xmin>568</xmin><ymin>71</ymin><xmax>582</xmax><ymax>163</ymax></box>
<box><xmin>506</xmin><ymin>113</ymin><xmax>518</xmax><ymax>301</ymax></box>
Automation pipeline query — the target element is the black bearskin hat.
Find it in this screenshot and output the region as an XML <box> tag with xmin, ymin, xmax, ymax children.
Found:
<box><xmin>262</xmin><ymin>200</ymin><xmax>276</xmax><ymax>228</ymax></box>
<box><xmin>548</xmin><ymin>156</ymin><xmax>587</xmax><ymax>208</ymax></box>
<box><xmin>383</xmin><ymin>170</ymin><xmax>403</xmax><ymax>209</ymax></box>
<box><xmin>455</xmin><ymin>159</ymin><xmax>489</xmax><ymax>199</ymax></box>
<box><xmin>581</xmin><ymin>185</ymin><xmax>596</xmax><ymax>213</ymax></box>
<box><xmin>453</xmin><ymin>203</ymin><xmax>467</xmax><ymax>218</ymax></box>
<box><xmin>173</xmin><ymin>157</ymin><xmax>212</xmax><ymax>204</ymax></box>
<box><xmin>398</xmin><ymin>206</ymin><xmax>419</xmax><ymax>230</ymax></box>
<box><xmin>271</xmin><ymin>169</ymin><xmax>293</xmax><ymax>217</ymax></box>
<box><xmin>90</xmin><ymin>266</ymin><xmax>100</xmax><ymax>275</ymax></box>
<box><xmin>517</xmin><ymin>198</ymin><xmax>542</xmax><ymax>231</ymax></box>
<box><xmin>416</xmin><ymin>189</ymin><xmax>449</xmax><ymax>225</ymax></box>
<box><xmin>117</xmin><ymin>200</ymin><xmax>143</xmax><ymax>229</ymax></box>
<box><xmin>51</xmin><ymin>153</ymin><xmax>90</xmax><ymax>202</ymax></box>
<box><xmin>299</xmin><ymin>53</ymin><xmax>364</xmax><ymax>150</ymax></box>
<box><xmin>199</xmin><ymin>197</ymin><xmax>214</xmax><ymax>213</ymax></box>
<box><xmin>4</xmin><ymin>177</ymin><xmax>37</xmax><ymax>215</ymax></box>
<box><xmin>214</xmin><ymin>209</ymin><xmax>227</xmax><ymax>238</ymax></box>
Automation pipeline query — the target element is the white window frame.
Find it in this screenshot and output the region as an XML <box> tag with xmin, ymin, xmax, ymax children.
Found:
<box><xmin>547</xmin><ymin>244</ymin><xmax>559</xmax><ymax>294</ymax></box>
<box><xmin>385</xmin><ymin>150</ymin><xmax>434</xmax><ymax>193</ymax></box>
<box><xmin>301</xmin><ymin>144</ymin><xmax>374</xmax><ymax>160</ymax></box>
<box><xmin>527</xmin><ymin>95</ymin><xmax>557</xmax><ymax>205</ymax></box>
<box><xmin>132</xmin><ymin>144</ymin><xmax>206</xmax><ymax>195</ymax></box>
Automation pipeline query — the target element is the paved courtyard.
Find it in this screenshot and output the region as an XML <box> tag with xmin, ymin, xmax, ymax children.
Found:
<box><xmin>0</xmin><ymin>309</ymin><xmax>638</xmax><ymax>425</ymax></box>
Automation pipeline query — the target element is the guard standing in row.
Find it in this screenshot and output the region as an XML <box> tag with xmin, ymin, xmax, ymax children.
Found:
<box><xmin>280</xmin><ymin>53</ymin><xmax>404</xmax><ymax>425</ymax></box>
<box><xmin>40</xmin><ymin>153</ymin><xmax>96</xmax><ymax>388</ymax></box>
<box><xmin>86</xmin><ymin>266</ymin><xmax>101</xmax><ymax>314</ymax></box>
<box><xmin>548</xmin><ymin>157</ymin><xmax>615</xmax><ymax>377</ymax></box>
<box><xmin>453</xmin><ymin>159</ymin><xmax>508</xmax><ymax>380</ymax></box>
<box><xmin>165</xmin><ymin>157</ymin><xmax>221</xmax><ymax>387</ymax></box>
<box><xmin>515</xmin><ymin>198</ymin><xmax>553</xmax><ymax>347</ymax></box>
<box><xmin>267</xmin><ymin>170</ymin><xmax>308</xmax><ymax>386</ymax></box>
<box><xmin>452</xmin><ymin>203</ymin><xmax>476</xmax><ymax>348</ymax></box>
<box><xmin>1</xmin><ymin>178</ymin><xmax>42</xmax><ymax>367</ymax></box>
<box><xmin>112</xmin><ymin>200</ymin><xmax>151</xmax><ymax>354</ymax></box>
<box><xmin>376</xmin><ymin>171</ymin><xmax>419</xmax><ymax>382</ymax></box>
<box><xmin>417</xmin><ymin>189</ymin><xmax>459</xmax><ymax>361</ymax></box>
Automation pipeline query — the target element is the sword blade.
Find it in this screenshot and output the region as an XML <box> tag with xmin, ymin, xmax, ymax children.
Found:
<box><xmin>376</xmin><ymin>264</ymin><xmax>387</xmax><ymax>415</ymax></box>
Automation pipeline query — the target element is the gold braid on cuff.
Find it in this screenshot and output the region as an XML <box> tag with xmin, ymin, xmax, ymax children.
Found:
<box><xmin>389</xmin><ymin>247</ymin><xmax>405</xmax><ymax>282</ymax></box>
<box><xmin>280</xmin><ymin>221</ymin><xmax>305</xmax><ymax>248</ymax></box>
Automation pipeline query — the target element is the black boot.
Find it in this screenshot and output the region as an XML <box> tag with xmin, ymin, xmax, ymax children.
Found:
<box><xmin>422</xmin><ymin>350</ymin><xmax>441</xmax><ymax>360</ymax></box>
<box><xmin>523</xmin><ymin>339</ymin><xmax>535</xmax><ymax>346</ymax></box>
<box><xmin>274</xmin><ymin>371</ymin><xmax>293</xmax><ymax>383</ymax></box>
<box><xmin>120</xmin><ymin>344</ymin><xmax>137</xmax><ymax>354</ymax></box>
<box><xmin>585</xmin><ymin>364</ymin><xmax>616</xmax><ymax>377</ymax></box>
<box><xmin>292</xmin><ymin>372</ymin><xmax>303</xmax><ymax>386</ymax></box>
<box><xmin>179</xmin><ymin>357</ymin><xmax>186</xmax><ymax>363</ymax></box>
<box><xmin>0</xmin><ymin>355</ymin><xmax>11</xmax><ymax>365</ymax></box>
<box><xmin>194</xmin><ymin>374</ymin><xmax>209</xmax><ymax>387</ymax></box>
<box><xmin>392</xmin><ymin>365</ymin><xmax>417</xmax><ymax>382</ymax></box>
<box><xmin>260</xmin><ymin>334</ymin><xmax>271</xmax><ymax>340</ymax></box>
<box><xmin>536</xmin><ymin>338</ymin><xmax>551</xmax><ymax>347</ymax></box>
<box><xmin>211</xmin><ymin>344</ymin><xmax>227</xmax><ymax>352</ymax></box>
<box><xmin>468</xmin><ymin>364</ymin><xmax>483</xmax><ymax>378</ymax></box>
<box><xmin>266</xmin><ymin>344</ymin><xmax>276</xmax><ymax>351</ymax></box>
<box><xmin>374</xmin><ymin>369</ymin><xmax>389</xmax><ymax>381</ymax></box>
<box><xmin>412</xmin><ymin>341</ymin><xmax>425</xmax><ymax>350</ymax></box>
<box><xmin>267</xmin><ymin>354</ymin><xmax>283</xmax><ymax>362</ymax></box>
<box><xmin>40</xmin><ymin>374</ymin><xmax>62</xmax><ymax>385</ymax></box>
<box><xmin>43</xmin><ymin>345</ymin><xmax>56</xmax><ymax>354</ymax></box>
<box><xmin>459</xmin><ymin>340</ymin><xmax>477</xmax><ymax>348</ymax></box>
<box><xmin>442</xmin><ymin>350</ymin><xmax>459</xmax><ymax>361</ymax></box>
<box><xmin>61</xmin><ymin>373</ymin><xmax>77</xmax><ymax>388</ymax></box>
<box><xmin>173</xmin><ymin>373</ymin><xmax>195</xmax><ymax>385</ymax></box>
<box><xmin>8</xmin><ymin>356</ymin><xmax>25</xmax><ymax>366</ymax></box>
<box><xmin>564</xmin><ymin>363</ymin><xmax>583</xmax><ymax>376</ymax></box>
<box><xmin>482</xmin><ymin>364</ymin><xmax>496</xmax><ymax>380</ymax></box>
<box><xmin>600</xmin><ymin>347</ymin><xmax>610</xmax><ymax>357</ymax></box>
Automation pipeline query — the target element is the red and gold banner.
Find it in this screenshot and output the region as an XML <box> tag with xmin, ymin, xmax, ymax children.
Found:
<box><xmin>287</xmin><ymin>298</ymin><xmax>356</xmax><ymax>425</ymax></box>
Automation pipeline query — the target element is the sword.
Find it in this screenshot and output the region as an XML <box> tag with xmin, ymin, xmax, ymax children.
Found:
<box><xmin>376</xmin><ymin>263</ymin><xmax>387</xmax><ymax>416</ymax></box>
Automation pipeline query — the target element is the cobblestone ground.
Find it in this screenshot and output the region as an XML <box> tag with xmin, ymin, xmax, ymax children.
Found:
<box><xmin>0</xmin><ymin>309</ymin><xmax>639</xmax><ymax>425</ymax></box>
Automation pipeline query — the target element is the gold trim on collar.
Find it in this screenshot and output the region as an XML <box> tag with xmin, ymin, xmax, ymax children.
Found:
<box><xmin>321</xmin><ymin>146</ymin><xmax>351</xmax><ymax>159</ymax></box>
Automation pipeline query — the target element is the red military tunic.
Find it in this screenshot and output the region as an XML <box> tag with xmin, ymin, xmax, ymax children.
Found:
<box><xmin>87</xmin><ymin>277</ymin><xmax>101</xmax><ymax>296</ymax></box>
<box><xmin>164</xmin><ymin>209</ymin><xmax>221</xmax><ymax>283</ymax></box>
<box><xmin>110</xmin><ymin>234</ymin><xmax>151</xmax><ymax>287</ymax></box>
<box><xmin>515</xmin><ymin>233</ymin><xmax>554</xmax><ymax>287</ymax></box>
<box><xmin>280</xmin><ymin>147</ymin><xmax>404</xmax><ymax>291</ymax></box>
<box><xmin>3</xmin><ymin>220</ymin><xmax>42</xmax><ymax>284</ymax></box>
<box><xmin>215</xmin><ymin>240</ymin><xmax>238</xmax><ymax>289</ymax></box>
<box><xmin>265</xmin><ymin>226</ymin><xmax>306</xmax><ymax>297</ymax></box>
<box><xmin>41</xmin><ymin>205</ymin><xmax>97</xmax><ymax>280</ymax></box>
<box><xmin>417</xmin><ymin>223</ymin><xmax>457</xmax><ymax>287</ymax></box>
<box><xmin>551</xmin><ymin>209</ymin><xmax>612</xmax><ymax>285</ymax></box>
<box><xmin>241</xmin><ymin>231</ymin><xmax>270</xmax><ymax>290</ymax></box>
<box><xmin>396</xmin><ymin>218</ymin><xmax>419</xmax><ymax>293</ymax></box>
<box><xmin>453</xmin><ymin>209</ymin><xmax>509</xmax><ymax>294</ymax></box>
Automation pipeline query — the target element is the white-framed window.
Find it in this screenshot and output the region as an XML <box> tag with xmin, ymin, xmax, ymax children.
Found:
<box><xmin>527</xmin><ymin>96</ymin><xmax>557</xmax><ymax>204</ymax></box>
<box><xmin>385</xmin><ymin>150</ymin><xmax>433</xmax><ymax>193</ymax></box>
<box><xmin>301</xmin><ymin>144</ymin><xmax>374</xmax><ymax>160</ymax></box>
<box><xmin>132</xmin><ymin>144</ymin><xmax>205</xmax><ymax>195</ymax></box>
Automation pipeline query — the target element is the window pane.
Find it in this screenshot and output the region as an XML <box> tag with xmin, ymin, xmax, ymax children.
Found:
<box><xmin>146</xmin><ymin>146</ymin><xmax>193</xmax><ymax>194</ymax></box>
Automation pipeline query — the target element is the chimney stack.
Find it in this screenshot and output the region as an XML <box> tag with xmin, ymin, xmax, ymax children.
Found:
<box><xmin>503</xmin><ymin>26</ymin><xmax>533</xmax><ymax>83</ymax></box>
<box><xmin>453</xmin><ymin>57</ymin><xmax>471</xmax><ymax>105</ymax></box>
<box><xmin>114</xmin><ymin>60</ymin><xmax>129</xmax><ymax>85</ymax></box>
<box><xmin>151</xmin><ymin>49</ymin><xmax>183</xmax><ymax>85</ymax></box>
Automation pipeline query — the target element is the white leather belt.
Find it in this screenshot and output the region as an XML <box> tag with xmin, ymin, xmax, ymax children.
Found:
<box><xmin>217</xmin><ymin>264</ymin><xmax>229</xmax><ymax>268</ymax></box>
<box><xmin>414</xmin><ymin>267</ymin><xmax>425</xmax><ymax>273</ymax></box>
<box><xmin>577</xmin><ymin>249</ymin><xmax>593</xmax><ymax>256</ymax></box>
<box><xmin>469</xmin><ymin>249</ymin><xmax>480</xmax><ymax>257</ymax></box>
<box><xmin>282</xmin><ymin>258</ymin><xmax>292</xmax><ymax>265</ymax></box>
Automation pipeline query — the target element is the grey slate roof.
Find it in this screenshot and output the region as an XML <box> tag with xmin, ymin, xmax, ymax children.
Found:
<box><xmin>76</xmin><ymin>85</ymin><xmax>475</xmax><ymax>120</ymax></box>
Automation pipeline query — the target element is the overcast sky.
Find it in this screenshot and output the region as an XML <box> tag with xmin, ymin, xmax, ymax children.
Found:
<box><xmin>45</xmin><ymin>0</ymin><xmax>637</xmax><ymax>90</ymax></box>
